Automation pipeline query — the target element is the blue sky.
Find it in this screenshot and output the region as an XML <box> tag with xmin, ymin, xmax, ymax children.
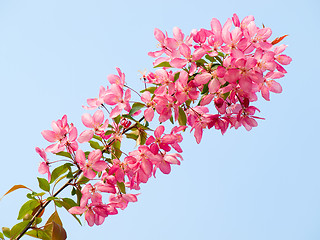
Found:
<box><xmin>0</xmin><ymin>0</ymin><xmax>319</xmax><ymax>239</ymax></box>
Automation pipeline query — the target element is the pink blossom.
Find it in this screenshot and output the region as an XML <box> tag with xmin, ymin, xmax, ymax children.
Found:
<box><xmin>141</xmin><ymin>91</ymin><xmax>155</xmax><ymax>122</ymax></box>
<box><xmin>78</xmin><ymin>110</ymin><xmax>109</xmax><ymax>143</ymax></box>
<box><xmin>41</xmin><ymin>115</ymin><xmax>78</xmax><ymax>153</ymax></box>
<box><xmin>107</xmin><ymin>67</ymin><xmax>125</xmax><ymax>87</ymax></box>
<box><xmin>103</xmin><ymin>84</ymin><xmax>131</xmax><ymax>118</ymax></box>
<box><xmin>35</xmin><ymin>147</ymin><xmax>51</xmax><ymax>182</ymax></box>
<box><xmin>155</xmin><ymin>153</ymin><xmax>182</xmax><ymax>175</ymax></box>
<box><xmin>76</xmin><ymin>149</ymin><xmax>108</xmax><ymax>179</ymax></box>
<box><xmin>145</xmin><ymin>125</ymin><xmax>176</xmax><ymax>154</ymax></box>
<box><xmin>109</xmin><ymin>193</ymin><xmax>138</xmax><ymax>210</ymax></box>
<box><xmin>69</xmin><ymin>202</ymin><xmax>117</xmax><ymax>227</ymax></box>
<box><xmin>83</xmin><ymin>86</ymin><xmax>108</xmax><ymax>110</ymax></box>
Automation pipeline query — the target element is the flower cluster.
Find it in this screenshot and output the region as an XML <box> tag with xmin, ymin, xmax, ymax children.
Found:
<box><xmin>34</xmin><ymin>14</ymin><xmax>291</xmax><ymax>228</ymax></box>
<box><xmin>147</xmin><ymin>13</ymin><xmax>291</xmax><ymax>142</ymax></box>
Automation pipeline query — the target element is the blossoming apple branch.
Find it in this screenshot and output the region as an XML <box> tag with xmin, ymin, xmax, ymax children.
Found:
<box><xmin>0</xmin><ymin>14</ymin><xmax>291</xmax><ymax>240</ymax></box>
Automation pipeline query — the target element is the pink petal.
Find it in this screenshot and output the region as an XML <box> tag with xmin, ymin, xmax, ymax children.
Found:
<box><xmin>267</xmin><ymin>80</ymin><xmax>282</xmax><ymax>93</ymax></box>
<box><xmin>92</xmin><ymin>161</ymin><xmax>108</xmax><ymax>172</ymax></box>
<box><xmin>170</xmin><ymin>58</ymin><xmax>188</xmax><ymax>68</ymax></box>
<box><xmin>154</xmin><ymin>125</ymin><xmax>165</xmax><ymax>138</ymax></box>
<box><xmin>93</xmin><ymin>110</ymin><xmax>104</xmax><ymax>125</ymax></box>
<box><xmin>41</xmin><ymin>130</ymin><xmax>57</xmax><ymax>142</ymax></box>
<box><xmin>82</xmin><ymin>113</ymin><xmax>94</xmax><ymax>128</ymax></box>
<box><xmin>88</xmin><ymin>149</ymin><xmax>102</xmax><ymax>164</ymax></box>
<box><xmin>194</xmin><ymin>73</ymin><xmax>212</xmax><ymax>85</ymax></box>
<box><xmin>179</xmin><ymin>44</ymin><xmax>191</xmax><ymax>58</ymax></box>
<box><xmin>76</xmin><ymin>149</ymin><xmax>86</xmax><ymax>167</ymax></box>
<box><xmin>85</xmin><ymin>209</ymin><xmax>95</xmax><ymax>227</ymax></box>
<box><xmin>69</xmin><ymin>127</ymin><xmax>78</xmax><ymax>142</ymax></box>
<box><xmin>78</xmin><ymin>130</ymin><xmax>94</xmax><ymax>143</ymax></box>
<box><xmin>109</xmin><ymin>105</ymin><xmax>122</xmax><ymax>119</ymax></box>
<box><xmin>68</xmin><ymin>206</ymin><xmax>86</xmax><ymax>215</ymax></box>
<box><xmin>83</xmin><ymin>169</ymin><xmax>96</xmax><ymax>180</ymax></box>
<box><xmin>159</xmin><ymin>161</ymin><xmax>171</xmax><ymax>174</ymax></box>
<box><xmin>144</xmin><ymin>107</ymin><xmax>154</xmax><ymax>122</ymax></box>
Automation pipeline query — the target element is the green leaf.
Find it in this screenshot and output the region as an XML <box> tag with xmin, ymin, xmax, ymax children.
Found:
<box><xmin>113</xmin><ymin>115</ymin><xmax>121</xmax><ymax>124</ymax></box>
<box><xmin>89</xmin><ymin>140</ymin><xmax>103</xmax><ymax>150</ymax></box>
<box><xmin>117</xmin><ymin>181</ymin><xmax>126</xmax><ymax>194</ymax></box>
<box><xmin>26</xmin><ymin>193</ymin><xmax>36</xmax><ymax>200</ymax></box>
<box><xmin>54</xmin><ymin>200</ymin><xmax>62</xmax><ymax>208</ymax></box>
<box><xmin>50</xmin><ymin>163</ymin><xmax>73</xmax><ymax>184</ymax></box>
<box><xmin>10</xmin><ymin>221</ymin><xmax>29</xmax><ymax>239</ymax></box>
<box><xmin>35</xmin><ymin>217</ymin><xmax>43</xmax><ymax>225</ymax></box>
<box><xmin>136</xmin><ymin>130</ymin><xmax>147</xmax><ymax>146</ymax></box>
<box><xmin>18</xmin><ymin>199</ymin><xmax>40</xmax><ymax>220</ymax></box>
<box><xmin>33</xmin><ymin>192</ymin><xmax>46</xmax><ymax>197</ymax></box>
<box><xmin>122</xmin><ymin>114</ymin><xmax>137</xmax><ymax>122</ymax></box>
<box><xmin>66</xmin><ymin>171</ymin><xmax>74</xmax><ymax>179</ymax></box>
<box><xmin>221</xmin><ymin>91</ymin><xmax>230</xmax><ymax>100</ymax></box>
<box><xmin>185</xmin><ymin>99</ymin><xmax>192</xmax><ymax>108</ymax></box>
<box><xmin>92</xmin><ymin>135</ymin><xmax>103</xmax><ymax>142</ymax></box>
<box><xmin>129</xmin><ymin>102</ymin><xmax>145</xmax><ymax>115</ymax></box>
<box><xmin>47</xmin><ymin>196</ymin><xmax>59</xmax><ymax>201</ymax></box>
<box><xmin>201</xmin><ymin>82</ymin><xmax>209</xmax><ymax>95</ymax></box>
<box><xmin>104</xmin><ymin>130</ymin><xmax>115</xmax><ymax>136</ymax></box>
<box><xmin>178</xmin><ymin>107</ymin><xmax>187</xmax><ymax>126</ymax></box>
<box><xmin>153</xmin><ymin>61</ymin><xmax>171</xmax><ymax>68</ymax></box>
<box><xmin>76</xmin><ymin>175</ymin><xmax>90</xmax><ymax>185</ymax></box>
<box><xmin>174</xmin><ymin>72</ymin><xmax>180</xmax><ymax>81</ymax></box>
<box><xmin>0</xmin><ymin>185</ymin><xmax>31</xmax><ymax>201</ymax></box>
<box><xmin>125</xmin><ymin>133</ymin><xmax>139</xmax><ymax>140</ymax></box>
<box><xmin>169</xmin><ymin>115</ymin><xmax>174</xmax><ymax>124</ymax></box>
<box><xmin>195</xmin><ymin>59</ymin><xmax>207</xmax><ymax>67</ymax></box>
<box><xmin>2</xmin><ymin>227</ymin><xmax>10</xmax><ymax>238</ymax></box>
<box><xmin>60</xmin><ymin>198</ymin><xmax>77</xmax><ymax>210</ymax></box>
<box><xmin>205</xmin><ymin>54</ymin><xmax>214</xmax><ymax>62</ymax></box>
<box><xmin>140</xmin><ymin>86</ymin><xmax>156</xmax><ymax>94</ymax></box>
<box><xmin>26</xmin><ymin>229</ymin><xmax>51</xmax><ymax>240</ymax></box>
<box><xmin>37</xmin><ymin>178</ymin><xmax>50</xmax><ymax>192</ymax></box>
<box><xmin>0</xmin><ymin>232</ymin><xmax>4</xmax><ymax>240</ymax></box>
<box><xmin>54</xmin><ymin>151</ymin><xmax>72</xmax><ymax>160</ymax></box>
<box><xmin>112</xmin><ymin>140</ymin><xmax>122</xmax><ymax>159</ymax></box>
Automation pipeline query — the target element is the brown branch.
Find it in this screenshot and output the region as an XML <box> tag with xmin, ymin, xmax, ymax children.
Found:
<box><xmin>15</xmin><ymin>171</ymin><xmax>82</xmax><ymax>240</ymax></box>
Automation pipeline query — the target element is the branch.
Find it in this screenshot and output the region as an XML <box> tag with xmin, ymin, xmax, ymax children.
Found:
<box><xmin>15</xmin><ymin>171</ymin><xmax>81</xmax><ymax>240</ymax></box>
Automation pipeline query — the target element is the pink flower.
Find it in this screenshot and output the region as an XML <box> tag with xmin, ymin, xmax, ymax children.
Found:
<box><xmin>174</xmin><ymin>71</ymin><xmax>199</xmax><ymax>104</ymax></box>
<box><xmin>69</xmin><ymin>202</ymin><xmax>117</xmax><ymax>227</ymax></box>
<box><xmin>145</xmin><ymin>125</ymin><xmax>176</xmax><ymax>155</ymax></box>
<box><xmin>103</xmin><ymin>84</ymin><xmax>131</xmax><ymax>118</ymax></box>
<box><xmin>35</xmin><ymin>147</ymin><xmax>51</xmax><ymax>182</ymax></box>
<box><xmin>107</xmin><ymin>67</ymin><xmax>125</xmax><ymax>87</ymax></box>
<box><xmin>78</xmin><ymin>110</ymin><xmax>109</xmax><ymax>143</ymax></box>
<box><xmin>83</xmin><ymin>86</ymin><xmax>107</xmax><ymax>110</ymax></box>
<box><xmin>148</xmin><ymin>28</ymin><xmax>178</xmax><ymax>59</ymax></box>
<box><xmin>76</xmin><ymin>149</ymin><xmax>108</xmax><ymax>179</ymax></box>
<box><xmin>109</xmin><ymin>193</ymin><xmax>138</xmax><ymax>210</ymax></box>
<box><xmin>41</xmin><ymin>115</ymin><xmax>78</xmax><ymax>153</ymax></box>
<box><xmin>80</xmin><ymin>183</ymin><xmax>116</xmax><ymax>208</ymax></box>
<box><xmin>108</xmin><ymin>161</ymin><xmax>125</xmax><ymax>183</ymax></box>
<box><xmin>141</xmin><ymin>91</ymin><xmax>155</xmax><ymax>122</ymax></box>
<box><xmin>155</xmin><ymin>153</ymin><xmax>182</xmax><ymax>175</ymax></box>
